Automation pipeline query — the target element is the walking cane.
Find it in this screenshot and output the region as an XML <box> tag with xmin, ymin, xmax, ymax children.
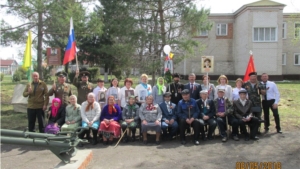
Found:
<box><xmin>188</xmin><ymin>107</ymin><xmax>193</xmax><ymax>134</ymax></box>
<box><xmin>114</xmin><ymin>128</ymin><xmax>127</xmax><ymax>148</ymax></box>
<box><xmin>225</xmin><ymin>99</ymin><xmax>230</xmax><ymax>136</ymax></box>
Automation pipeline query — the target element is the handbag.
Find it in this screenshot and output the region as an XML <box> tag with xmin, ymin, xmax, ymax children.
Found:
<box><xmin>251</xmin><ymin>106</ymin><xmax>262</xmax><ymax>113</ymax></box>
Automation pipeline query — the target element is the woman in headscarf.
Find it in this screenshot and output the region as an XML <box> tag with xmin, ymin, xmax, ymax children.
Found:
<box><xmin>80</xmin><ymin>93</ymin><xmax>101</xmax><ymax>146</ymax></box>
<box><xmin>121</xmin><ymin>95</ymin><xmax>140</xmax><ymax>142</ymax></box>
<box><xmin>61</xmin><ymin>95</ymin><xmax>81</xmax><ymax>132</ymax></box>
<box><xmin>139</xmin><ymin>95</ymin><xmax>162</xmax><ymax>145</ymax></box>
<box><xmin>135</xmin><ymin>74</ymin><xmax>152</xmax><ymax>104</ymax></box>
<box><xmin>152</xmin><ymin>77</ymin><xmax>166</xmax><ymax>104</ymax></box>
<box><xmin>99</xmin><ymin>95</ymin><xmax>122</xmax><ymax>145</ymax></box>
<box><xmin>200</xmin><ymin>75</ymin><xmax>216</xmax><ymax>100</ymax></box>
<box><xmin>45</xmin><ymin>98</ymin><xmax>65</xmax><ymax>134</ymax></box>
<box><xmin>214</xmin><ymin>75</ymin><xmax>233</xmax><ymax>99</ymax></box>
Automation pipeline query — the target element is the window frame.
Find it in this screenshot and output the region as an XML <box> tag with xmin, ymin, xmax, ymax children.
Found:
<box><xmin>282</xmin><ymin>53</ymin><xmax>286</xmax><ymax>65</ymax></box>
<box><xmin>282</xmin><ymin>22</ymin><xmax>287</xmax><ymax>39</ymax></box>
<box><xmin>253</xmin><ymin>27</ymin><xmax>278</xmax><ymax>42</ymax></box>
<box><xmin>294</xmin><ymin>53</ymin><xmax>300</xmax><ymax>65</ymax></box>
<box><xmin>198</xmin><ymin>29</ymin><xmax>208</xmax><ymax>36</ymax></box>
<box><xmin>216</xmin><ymin>23</ymin><xmax>228</xmax><ymax>36</ymax></box>
<box><xmin>295</xmin><ymin>22</ymin><xmax>300</xmax><ymax>39</ymax></box>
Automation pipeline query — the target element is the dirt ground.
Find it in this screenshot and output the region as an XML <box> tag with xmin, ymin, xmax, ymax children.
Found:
<box><xmin>1</xmin><ymin>127</ymin><xmax>300</xmax><ymax>169</ymax></box>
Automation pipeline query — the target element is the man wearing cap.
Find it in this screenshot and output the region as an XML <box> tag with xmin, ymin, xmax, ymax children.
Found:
<box><xmin>232</xmin><ymin>89</ymin><xmax>260</xmax><ymax>141</ymax></box>
<box><xmin>48</xmin><ymin>71</ymin><xmax>72</xmax><ymax>107</ymax></box>
<box><xmin>23</xmin><ymin>72</ymin><xmax>49</xmax><ymax>133</ymax></box>
<box><xmin>73</xmin><ymin>69</ymin><xmax>94</xmax><ymax>104</ymax></box>
<box><xmin>197</xmin><ymin>90</ymin><xmax>217</xmax><ymax>141</ymax></box>
<box><xmin>214</xmin><ymin>88</ymin><xmax>233</xmax><ymax>142</ymax></box>
<box><xmin>177</xmin><ymin>89</ymin><xmax>201</xmax><ymax>145</ymax></box>
<box><xmin>166</xmin><ymin>73</ymin><xmax>184</xmax><ymax>105</ymax></box>
<box><xmin>184</xmin><ymin>73</ymin><xmax>202</xmax><ymax>100</ymax></box>
<box><xmin>260</xmin><ymin>73</ymin><xmax>282</xmax><ymax>133</ymax></box>
<box><xmin>159</xmin><ymin>92</ymin><xmax>178</xmax><ymax>141</ymax></box>
<box><xmin>93</xmin><ymin>78</ymin><xmax>107</xmax><ymax>108</ymax></box>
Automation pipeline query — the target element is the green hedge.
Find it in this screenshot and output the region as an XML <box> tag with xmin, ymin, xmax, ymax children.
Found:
<box><xmin>0</xmin><ymin>73</ymin><xmax>4</xmax><ymax>81</ymax></box>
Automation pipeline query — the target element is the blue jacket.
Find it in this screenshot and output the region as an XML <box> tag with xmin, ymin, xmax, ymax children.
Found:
<box><xmin>177</xmin><ymin>98</ymin><xmax>200</xmax><ymax>120</ymax></box>
<box><xmin>196</xmin><ymin>99</ymin><xmax>216</xmax><ymax>119</ymax></box>
<box><xmin>184</xmin><ymin>83</ymin><xmax>202</xmax><ymax>100</ymax></box>
<box><xmin>159</xmin><ymin>102</ymin><xmax>177</xmax><ymax>121</ymax></box>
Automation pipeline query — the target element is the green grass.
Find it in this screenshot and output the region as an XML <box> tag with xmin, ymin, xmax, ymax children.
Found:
<box><xmin>1</xmin><ymin>75</ymin><xmax>300</xmax><ymax>131</ymax></box>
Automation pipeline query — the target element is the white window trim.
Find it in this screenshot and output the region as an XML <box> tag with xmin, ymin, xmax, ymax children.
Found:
<box><xmin>282</xmin><ymin>22</ymin><xmax>287</xmax><ymax>39</ymax></box>
<box><xmin>294</xmin><ymin>53</ymin><xmax>300</xmax><ymax>65</ymax></box>
<box><xmin>216</xmin><ymin>23</ymin><xmax>228</xmax><ymax>36</ymax></box>
<box><xmin>252</xmin><ymin>27</ymin><xmax>278</xmax><ymax>42</ymax></box>
<box><xmin>198</xmin><ymin>30</ymin><xmax>208</xmax><ymax>36</ymax></box>
<box><xmin>295</xmin><ymin>22</ymin><xmax>300</xmax><ymax>39</ymax></box>
<box><xmin>282</xmin><ymin>53</ymin><xmax>286</xmax><ymax>65</ymax></box>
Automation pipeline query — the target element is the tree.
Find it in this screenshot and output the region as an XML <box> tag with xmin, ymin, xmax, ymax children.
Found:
<box><xmin>1</xmin><ymin>0</ymin><xmax>103</xmax><ymax>78</ymax></box>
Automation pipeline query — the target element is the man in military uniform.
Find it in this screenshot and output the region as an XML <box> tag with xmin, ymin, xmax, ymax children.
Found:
<box><xmin>73</xmin><ymin>69</ymin><xmax>94</xmax><ymax>104</ymax></box>
<box><xmin>48</xmin><ymin>71</ymin><xmax>72</xmax><ymax>107</ymax></box>
<box><xmin>243</xmin><ymin>72</ymin><xmax>264</xmax><ymax>133</ymax></box>
<box><xmin>166</xmin><ymin>73</ymin><xmax>184</xmax><ymax>105</ymax></box>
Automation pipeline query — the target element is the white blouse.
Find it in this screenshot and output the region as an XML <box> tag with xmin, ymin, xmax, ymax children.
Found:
<box><xmin>135</xmin><ymin>83</ymin><xmax>152</xmax><ymax>103</ymax></box>
<box><xmin>215</xmin><ymin>84</ymin><xmax>233</xmax><ymax>100</ymax></box>
<box><xmin>232</xmin><ymin>87</ymin><xmax>246</xmax><ymax>101</ymax></box>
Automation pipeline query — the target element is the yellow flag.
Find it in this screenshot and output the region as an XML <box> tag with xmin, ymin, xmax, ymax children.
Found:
<box><xmin>169</xmin><ymin>52</ymin><xmax>174</xmax><ymax>59</ymax></box>
<box><xmin>22</xmin><ymin>30</ymin><xmax>32</xmax><ymax>71</ymax></box>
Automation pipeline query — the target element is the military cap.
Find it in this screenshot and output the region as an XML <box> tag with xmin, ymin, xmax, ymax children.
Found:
<box><xmin>163</xmin><ymin>92</ymin><xmax>172</xmax><ymax>97</ymax></box>
<box><xmin>248</xmin><ymin>72</ymin><xmax>257</xmax><ymax>77</ymax></box>
<box><xmin>200</xmin><ymin>89</ymin><xmax>208</xmax><ymax>94</ymax></box>
<box><xmin>172</xmin><ymin>73</ymin><xmax>180</xmax><ymax>78</ymax></box>
<box><xmin>80</xmin><ymin>71</ymin><xmax>90</xmax><ymax>77</ymax></box>
<box><xmin>239</xmin><ymin>89</ymin><xmax>247</xmax><ymax>94</ymax></box>
<box><xmin>181</xmin><ymin>89</ymin><xmax>190</xmax><ymax>95</ymax></box>
<box><xmin>218</xmin><ymin>88</ymin><xmax>225</xmax><ymax>93</ymax></box>
<box><xmin>55</xmin><ymin>71</ymin><xmax>67</xmax><ymax>77</ymax></box>
<box><xmin>97</xmin><ymin>78</ymin><xmax>104</xmax><ymax>83</ymax></box>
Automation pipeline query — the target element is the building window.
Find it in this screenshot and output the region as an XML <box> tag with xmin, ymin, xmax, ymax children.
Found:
<box><xmin>282</xmin><ymin>53</ymin><xmax>286</xmax><ymax>65</ymax></box>
<box><xmin>199</xmin><ymin>30</ymin><xmax>208</xmax><ymax>36</ymax></box>
<box><xmin>282</xmin><ymin>22</ymin><xmax>286</xmax><ymax>39</ymax></box>
<box><xmin>216</xmin><ymin>23</ymin><xmax>227</xmax><ymax>36</ymax></box>
<box><xmin>295</xmin><ymin>53</ymin><xmax>300</xmax><ymax>65</ymax></box>
<box><xmin>295</xmin><ymin>23</ymin><xmax>300</xmax><ymax>38</ymax></box>
<box><xmin>253</xmin><ymin>27</ymin><xmax>277</xmax><ymax>42</ymax></box>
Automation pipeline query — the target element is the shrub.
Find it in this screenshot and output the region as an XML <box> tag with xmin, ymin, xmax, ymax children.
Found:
<box><xmin>87</xmin><ymin>67</ymin><xmax>100</xmax><ymax>82</ymax></box>
<box><xmin>12</xmin><ymin>67</ymin><xmax>27</xmax><ymax>82</ymax></box>
<box><xmin>0</xmin><ymin>73</ymin><xmax>4</xmax><ymax>81</ymax></box>
<box><xmin>164</xmin><ymin>70</ymin><xmax>172</xmax><ymax>84</ymax></box>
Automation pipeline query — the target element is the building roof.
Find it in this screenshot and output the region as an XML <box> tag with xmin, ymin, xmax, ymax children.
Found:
<box><xmin>0</xmin><ymin>59</ymin><xmax>16</xmax><ymax>66</ymax></box>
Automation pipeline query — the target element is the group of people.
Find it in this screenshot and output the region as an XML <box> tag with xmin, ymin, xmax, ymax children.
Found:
<box><xmin>23</xmin><ymin>69</ymin><xmax>281</xmax><ymax>146</ymax></box>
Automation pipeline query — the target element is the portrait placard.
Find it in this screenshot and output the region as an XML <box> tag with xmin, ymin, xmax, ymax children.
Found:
<box><xmin>47</xmin><ymin>48</ymin><xmax>61</xmax><ymax>66</ymax></box>
<box><xmin>138</xmin><ymin>89</ymin><xmax>147</xmax><ymax>102</ymax></box>
<box><xmin>110</xmin><ymin>88</ymin><xmax>119</xmax><ymax>100</ymax></box>
<box><xmin>98</xmin><ymin>91</ymin><xmax>106</xmax><ymax>103</ymax></box>
<box><xmin>201</xmin><ymin>56</ymin><xmax>214</xmax><ymax>73</ymax></box>
<box><xmin>125</xmin><ymin>90</ymin><xmax>134</xmax><ymax>102</ymax></box>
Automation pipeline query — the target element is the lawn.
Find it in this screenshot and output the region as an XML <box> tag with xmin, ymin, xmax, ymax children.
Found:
<box><xmin>1</xmin><ymin>75</ymin><xmax>300</xmax><ymax>131</ymax></box>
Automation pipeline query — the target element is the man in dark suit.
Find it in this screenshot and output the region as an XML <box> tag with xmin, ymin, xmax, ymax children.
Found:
<box><xmin>159</xmin><ymin>92</ymin><xmax>178</xmax><ymax>140</ymax></box>
<box><xmin>166</xmin><ymin>73</ymin><xmax>184</xmax><ymax>105</ymax></box>
<box><xmin>196</xmin><ymin>90</ymin><xmax>217</xmax><ymax>141</ymax></box>
<box><xmin>232</xmin><ymin>89</ymin><xmax>260</xmax><ymax>141</ymax></box>
<box><xmin>184</xmin><ymin>73</ymin><xmax>202</xmax><ymax>100</ymax></box>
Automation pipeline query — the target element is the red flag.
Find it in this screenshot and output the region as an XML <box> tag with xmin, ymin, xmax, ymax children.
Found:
<box><xmin>243</xmin><ymin>55</ymin><xmax>256</xmax><ymax>82</ymax></box>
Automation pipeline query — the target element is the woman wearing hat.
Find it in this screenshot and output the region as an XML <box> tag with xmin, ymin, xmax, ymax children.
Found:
<box><xmin>139</xmin><ymin>95</ymin><xmax>162</xmax><ymax>145</ymax></box>
<box><xmin>200</xmin><ymin>75</ymin><xmax>216</xmax><ymax>100</ymax></box>
<box><xmin>152</xmin><ymin>77</ymin><xmax>166</xmax><ymax>104</ymax></box>
<box><xmin>214</xmin><ymin>75</ymin><xmax>233</xmax><ymax>100</ymax></box>
<box><xmin>120</xmin><ymin>78</ymin><xmax>135</xmax><ymax>110</ymax></box>
<box><xmin>99</xmin><ymin>95</ymin><xmax>122</xmax><ymax>145</ymax></box>
<box><xmin>121</xmin><ymin>95</ymin><xmax>140</xmax><ymax>142</ymax></box>
<box><xmin>232</xmin><ymin>78</ymin><xmax>247</xmax><ymax>101</ymax></box>
<box><xmin>135</xmin><ymin>74</ymin><xmax>152</xmax><ymax>104</ymax></box>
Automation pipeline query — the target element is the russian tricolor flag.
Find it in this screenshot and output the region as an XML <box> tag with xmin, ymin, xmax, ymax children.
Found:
<box><xmin>63</xmin><ymin>17</ymin><xmax>77</xmax><ymax>65</ymax></box>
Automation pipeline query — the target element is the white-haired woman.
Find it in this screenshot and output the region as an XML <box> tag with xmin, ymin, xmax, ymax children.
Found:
<box><xmin>79</xmin><ymin>93</ymin><xmax>101</xmax><ymax>146</ymax></box>
<box><xmin>135</xmin><ymin>74</ymin><xmax>152</xmax><ymax>104</ymax></box>
<box><xmin>61</xmin><ymin>95</ymin><xmax>82</xmax><ymax>132</ymax></box>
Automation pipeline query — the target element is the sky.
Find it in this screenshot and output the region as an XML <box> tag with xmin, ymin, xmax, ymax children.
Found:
<box><xmin>0</xmin><ymin>0</ymin><xmax>299</xmax><ymax>60</ymax></box>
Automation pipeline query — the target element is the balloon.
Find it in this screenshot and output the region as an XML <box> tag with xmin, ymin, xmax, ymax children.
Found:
<box><xmin>163</xmin><ymin>45</ymin><xmax>171</xmax><ymax>55</ymax></box>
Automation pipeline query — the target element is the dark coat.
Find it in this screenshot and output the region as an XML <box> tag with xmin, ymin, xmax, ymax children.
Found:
<box><xmin>196</xmin><ymin>99</ymin><xmax>216</xmax><ymax>119</ymax></box>
<box><xmin>159</xmin><ymin>102</ymin><xmax>177</xmax><ymax>121</ymax></box>
<box><xmin>177</xmin><ymin>98</ymin><xmax>199</xmax><ymax>120</ymax></box>
<box><xmin>48</xmin><ymin>106</ymin><xmax>66</xmax><ymax>126</ymax></box>
<box><xmin>184</xmin><ymin>83</ymin><xmax>202</xmax><ymax>100</ymax></box>
<box><xmin>166</xmin><ymin>82</ymin><xmax>184</xmax><ymax>104</ymax></box>
<box><xmin>233</xmin><ymin>99</ymin><xmax>253</xmax><ymax>119</ymax></box>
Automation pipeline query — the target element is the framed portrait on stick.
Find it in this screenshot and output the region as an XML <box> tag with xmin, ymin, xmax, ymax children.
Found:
<box><xmin>201</xmin><ymin>56</ymin><xmax>214</xmax><ymax>73</ymax></box>
<box><xmin>98</xmin><ymin>91</ymin><xmax>106</xmax><ymax>103</ymax></box>
<box><xmin>125</xmin><ymin>90</ymin><xmax>134</xmax><ymax>102</ymax></box>
<box><xmin>138</xmin><ymin>89</ymin><xmax>147</xmax><ymax>102</ymax></box>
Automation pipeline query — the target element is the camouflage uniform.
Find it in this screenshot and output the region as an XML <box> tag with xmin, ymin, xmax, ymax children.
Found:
<box><xmin>244</xmin><ymin>81</ymin><xmax>264</xmax><ymax>119</ymax></box>
<box><xmin>73</xmin><ymin>77</ymin><xmax>94</xmax><ymax>104</ymax></box>
<box><xmin>48</xmin><ymin>83</ymin><xmax>72</xmax><ymax>107</ymax></box>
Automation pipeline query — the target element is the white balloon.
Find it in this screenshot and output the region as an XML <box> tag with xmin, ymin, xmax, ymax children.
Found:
<box><xmin>163</xmin><ymin>45</ymin><xmax>171</xmax><ymax>55</ymax></box>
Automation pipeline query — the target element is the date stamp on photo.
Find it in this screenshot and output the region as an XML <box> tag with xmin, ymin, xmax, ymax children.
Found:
<box><xmin>236</xmin><ymin>162</ymin><xmax>281</xmax><ymax>169</ymax></box>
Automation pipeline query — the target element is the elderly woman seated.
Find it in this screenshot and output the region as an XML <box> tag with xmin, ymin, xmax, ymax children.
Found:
<box><xmin>45</xmin><ymin>98</ymin><xmax>66</xmax><ymax>134</ymax></box>
<box><xmin>99</xmin><ymin>96</ymin><xmax>122</xmax><ymax>145</ymax></box>
<box><xmin>80</xmin><ymin>93</ymin><xmax>101</xmax><ymax>146</ymax></box>
<box><xmin>121</xmin><ymin>95</ymin><xmax>140</xmax><ymax>142</ymax></box>
<box><xmin>139</xmin><ymin>95</ymin><xmax>162</xmax><ymax>145</ymax></box>
<box><xmin>61</xmin><ymin>95</ymin><xmax>81</xmax><ymax>132</ymax></box>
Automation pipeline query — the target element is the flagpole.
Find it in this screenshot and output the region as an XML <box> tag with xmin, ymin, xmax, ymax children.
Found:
<box><xmin>75</xmin><ymin>53</ymin><xmax>79</xmax><ymax>71</ymax></box>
